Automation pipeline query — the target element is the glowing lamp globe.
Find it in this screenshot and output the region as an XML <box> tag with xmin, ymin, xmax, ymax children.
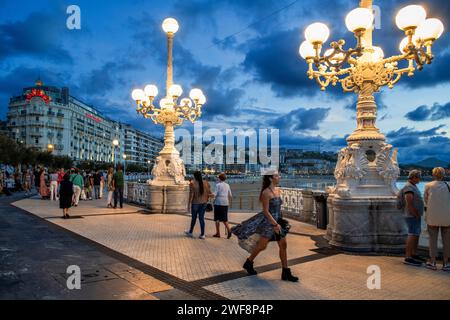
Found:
<box><xmin>131</xmin><ymin>89</ymin><xmax>145</xmax><ymax>101</ymax></box>
<box><xmin>198</xmin><ymin>95</ymin><xmax>206</xmax><ymax>105</ymax></box>
<box><xmin>416</xmin><ymin>18</ymin><xmax>444</xmax><ymax>41</ymax></box>
<box><xmin>189</xmin><ymin>88</ymin><xmax>203</xmax><ymax>101</ymax></box>
<box><xmin>345</xmin><ymin>8</ymin><xmax>374</xmax><ymax>32</ymax></box>
<box><xmin>162</xmin><ymin>18</ymin><xmax>179</xmax><ymax>34</ymax></box>
<box><xmin>372</xmin><ymin>46</ymin><xmax>384</xmax><ymax>61</ymax></box>
<box><xmin>144</xmin><ymin>84</ymin><xmax>158</xmax><ymax>97</ymax></box>
<box><xmin>299</xmin><ymin>41</ymin><xmax>316</xmax><ymax>59</ymax></box>
<box><xmin>159</xmin><ymin>98</ymin><xmax>173</xmax><ymax>110</ymax></box>
<box><xmin>169</xmin><ymin>84</ymin><xmax>183</xmax><ymax>97</ymax></box>
<box><xmin>142</xmin><ymin>96</ymin><xmax>151</xmax><ymax>105</ymax></box>
<box><xmin>305</xmin><ymin>22</ymin><xmax>330</xmax><ymax>45</ymax></box>
<box><xmin>396</xmin><ymin>5</ymin><xmax>426</xmax><ymax>31</ymax></box>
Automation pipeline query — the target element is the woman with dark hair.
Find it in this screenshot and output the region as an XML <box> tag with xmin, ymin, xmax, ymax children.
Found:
<box><xmin>231</xmin><ymin>169</ymin><xmax>298</xmax><ymax>282</ymax></box>
<box><xmin>59</xmin><ymin>173</ymin><xmax>74</xmax><ymax>219</ymax></box>
<box><xmin>185</xmin><ymin>171</ymin><xmax>212</xmax><ymax>239</ymax></box>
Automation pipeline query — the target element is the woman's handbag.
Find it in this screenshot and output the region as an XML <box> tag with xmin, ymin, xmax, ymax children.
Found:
<box><xmin>206</xmin><ymin>203</ymin><xmax>213</xmax><ymax>212</ymax></box>
<box><xmin>270</xmin><ymin>218</ymin><xmax>291</xmax><ymax>241</ymax></box>
<box><xmin>278</xmin><ymin>218</ymin><xmax>291</xmax><ymax>237</ymax></box>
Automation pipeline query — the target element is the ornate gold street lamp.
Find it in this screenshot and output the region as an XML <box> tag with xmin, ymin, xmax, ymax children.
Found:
<box><xmin>130</xmin><ymin>18</ymin><xmax>206</xmax><ymax>213</ymax></box>
<box><xmin>299</xmin><ymin>1</ymin><xmax>443</xmax><ymax>142</ymax></box>
<box><xmin>298</xmin><ymin>0</ymin><xmax>444</xmax><ymax>252</ymax></box>
<box><xmin>47</xmin><ymin>143</ymin><xmax>54</xmax><ymax>153</ymax></box>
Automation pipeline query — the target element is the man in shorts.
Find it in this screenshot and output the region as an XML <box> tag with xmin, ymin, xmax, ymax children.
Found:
<box><xmin>402</xmin><ymin>170</ymin><xmax>425</xmax><ymax>266</ymax></box>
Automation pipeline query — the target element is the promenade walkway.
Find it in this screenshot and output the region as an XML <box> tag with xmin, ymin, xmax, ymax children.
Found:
<box><xmin>2</xmin><ymin>194</ymin><xmax>450</xmax><ymax>300</ymax></box>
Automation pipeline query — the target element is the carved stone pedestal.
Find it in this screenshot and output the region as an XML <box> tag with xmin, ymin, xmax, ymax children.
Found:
<box><xmin>147</xmin><ymin>184</ymin><xmax>189</xmax><ymax>214</ymax></box>
<box><xmin>326</xmin><ymin>194</ymin><xmax>407</xmax><ymax>253</ymax></box>
<box><xmin>146</xmin><ymin>143</ymin><xmax>190</xmax><ymax>214</ymax></box>
<box><xmin>326</xmin><ymin>138</ymin><xmax>408</xmax><ymax>253</ymax></box>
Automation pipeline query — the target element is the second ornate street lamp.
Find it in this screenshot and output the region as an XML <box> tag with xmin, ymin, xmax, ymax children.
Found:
<box><xmin>122</xmin><ymin>154</ymin><xmax>127</xmax><ymax>176</ymax></box>
<box><xmin>112</xmin><ymin>139</ymin><xmax>119</xmax><ymax>167</ymax></box>
<box><xmin>298</xmin><ymin>0</ymin><xmax>444</xmax><ymax>252</ymax></box>
<box><xmin>131</xmin><ymin>18</ymin><xmax>206</xmax><ymax>214</ymax></box>
<box><xmin>47</xmin><ymin>143</ymin><xmax>54</xmax><ymax>154</ymax></box>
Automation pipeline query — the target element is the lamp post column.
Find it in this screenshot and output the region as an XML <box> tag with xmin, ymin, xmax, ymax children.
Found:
<box><xmin>166</xmin><ymin>32</ymin><xmax>174</xmax><ymax>94</ymax></box>
<box><xmin>360</xmin><ymin>0</ymin><xmax>373</xmax><ymax>47</ymax></box>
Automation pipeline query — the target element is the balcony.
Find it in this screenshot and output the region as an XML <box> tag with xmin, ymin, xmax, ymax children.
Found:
<box><xmin>28</xmin><ymin>121</ymin><xmax>45</xmax><ymax>127</ymax></box>
<box><xmin>47</xmin><ymin>111</ymin><xmax>56</xmax><ymax>117</ymax></box>
<box><xmin>28</xmin><ymin>110</ymin><xmax>45</xmax><ymax>116</ymax></box>
<box><xmin>56</xmin><ymin>112</ymin><xmax>64</xmax><ymax>118</ymax></box>
<box><xmin>30</xmin><ymin>132</ymin><xmax>43</xmax><ymax>138</ymax></box>
<box><xmin>46</xmin><ymin>122</ymin><xmax>64</xmax><ymax>129</ymax></box>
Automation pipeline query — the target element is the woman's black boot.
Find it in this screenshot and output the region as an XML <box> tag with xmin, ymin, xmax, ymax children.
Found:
<box><xmin>281</xmin><ymin>268</ymin><xmax>299</xmax><ymax>282</ymax></box>
<box><xmin>243</xmin><ymin>259</ymin><xmax>257</xmax><ymax>275</ymax></box>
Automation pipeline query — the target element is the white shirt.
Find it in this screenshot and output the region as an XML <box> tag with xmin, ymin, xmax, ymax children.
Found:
<box><xmin>424</xmin><ymin>181</ymin><xmax>450</xmax><ymax>226</ymax></box>
<box><xmin>214</xmin><ymin>181</ymin><xmax>232</xmax><ymax>206</ymax></box>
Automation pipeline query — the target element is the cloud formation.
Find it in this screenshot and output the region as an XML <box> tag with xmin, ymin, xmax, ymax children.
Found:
<box><xmin>405</xmin><ymin>102</ymin><xmax>450</xmax><ymax>122</ymax></box>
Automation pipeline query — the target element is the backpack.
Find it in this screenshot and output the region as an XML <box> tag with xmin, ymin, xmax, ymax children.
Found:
<box><xmin>396</xmin><ymin>186</ymin><xmax>406</xmax><ymax>210</ymax></box>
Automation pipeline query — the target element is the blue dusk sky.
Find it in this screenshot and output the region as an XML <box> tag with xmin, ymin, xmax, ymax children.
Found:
<box><xmin>0</xmin><ymin>0</ymin><xmax>449</xmax><ymax>163</ymax></box>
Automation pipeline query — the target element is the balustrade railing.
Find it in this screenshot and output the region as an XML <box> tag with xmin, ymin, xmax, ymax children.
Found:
<box><xmin>125</xmin><ymin>182</ymin><xmax>328</xmax><ymax>226</ymax></box>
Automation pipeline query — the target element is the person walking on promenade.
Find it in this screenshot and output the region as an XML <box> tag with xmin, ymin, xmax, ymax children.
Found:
<box><xmin>57</xmin><ymin>168</ymin><xmax>65</xmax><ymax>198</ymax></box>
<box><xmin>59</xmin><ymin>173</ymin><xmax>74</xmax><ymax>219</ymax></box>
<box><xmin>84</xmin><ymin>172</ymin><xmax>94</xmax><ymax>200</ymax></box>
<box><xmin>400</xmin><ymin>170</ymin><xmax>426</xmax><ymax>266</ymax></box>
<box><xmin>106</xmin><ymin>167</ymin><xmax>115</xmax><ymax>208</ymax></box>
<box><xmin>424</xmin><ymin>167</ymin><xmax>450</xmax><ymax>271</ymax></box>
<box><xmin>33</xmin><ymin>167</ymin><xmax>40</xmax><ymax>192</ymax></box>
<box><xmin>212</xmin><ymin>173</ymin><xmax>233</xmax><ymax>239</ymax></box>
<box><xmin>23</xmin><ymin>169</ymin><xmax>32</xmax><ymax>195</ymax></box>
<box><xmin>231</xmin><ymin>170</ymin><xmax>298</xmax><ymax>282</ymax></box>
<box><xmin>185</xmin><ymin>171</ymin><xmax>212</xmax><ymax>240</ymax></box>
<box><xmin>39</xmin><ymin>168</ymin><xmax>49</xmax><ymax>199</ymax></box>
<box><xmin>70</xmin><ymin>169</ymin><xmax>84</xmax><ymax>206</ymax></box>
<box><xmin>49</xmin><ymin>170</ymin><xmax>59</xmax><ymax>201</ymax></box>
<box><xmin>113</xmin><ymin>165</ymin><xmax>124</xmax><ymax>209</ymax></box>
<box><xmin>99</xmin><ymin>170</ymin><xmax>105</xmax><ymax>199</ymax></box>
<box><xmin>93</xmin><ymin>170</ymin><xmax>101</xmax><ymax>199</ymax></box>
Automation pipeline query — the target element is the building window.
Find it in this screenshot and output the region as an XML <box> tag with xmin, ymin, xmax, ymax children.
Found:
<box><xmin>35</xmin><ymin>138</ymin><xmax>39</xmax><ymax>144</ymax></box>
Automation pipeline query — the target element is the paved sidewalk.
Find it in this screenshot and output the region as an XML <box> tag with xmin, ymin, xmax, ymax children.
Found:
<box><xmin>3</xmin><ymin>195</ymin><xmax>450</xmax><ymax>300</ymax></box>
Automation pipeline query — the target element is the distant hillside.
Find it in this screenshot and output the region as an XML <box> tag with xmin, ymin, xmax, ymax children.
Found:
<box><xmin>404</xmin><ymin>157</ymin><xmax>450</xmax><ymax>168</ymax></box>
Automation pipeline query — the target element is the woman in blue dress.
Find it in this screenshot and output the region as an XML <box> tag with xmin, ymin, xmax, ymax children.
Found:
<box><xmin>231</xmin><ymin>170</ymin><xmax>298</xmax><ymax>282</ymax></box>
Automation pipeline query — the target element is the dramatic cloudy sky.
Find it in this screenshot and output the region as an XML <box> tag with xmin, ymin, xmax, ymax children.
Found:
<box><xmin>0</xmin><ymin>0</ymin><xmax>449</xmax><ymax>163</ymax></box>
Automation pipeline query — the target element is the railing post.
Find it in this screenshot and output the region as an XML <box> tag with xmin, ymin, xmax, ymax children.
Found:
<box><xmin>239</xmin><ymin>196</ymin><xmax>242</xmax><ymax>210</ymax></box>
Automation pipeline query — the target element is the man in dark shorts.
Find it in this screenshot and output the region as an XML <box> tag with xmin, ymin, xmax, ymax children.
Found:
<box><xmin>401</xmin><ymin>170</ymin><xmax>425</xmax><ymax>266</ymax></box>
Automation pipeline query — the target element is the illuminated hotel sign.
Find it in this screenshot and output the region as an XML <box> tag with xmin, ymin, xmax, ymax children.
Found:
<box><xmin>85</xmin><ymin>113</ymin><xmax>102</xmax><ymax>123</ymax></box>
<box><xmin>26</xmin><ymin>89</ymin><xmax>51</xmax><ymax>104</ymax></box>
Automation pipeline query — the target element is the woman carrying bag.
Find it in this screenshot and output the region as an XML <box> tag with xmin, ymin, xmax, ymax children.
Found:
<box><xmin>231</xmin><ymin>169</ymin><xmax>298</xmax><ymax>282</ymax></box>
<box><xmin>185</xmin><ymin>171</ymin><xmax>212</xmax><ymax>240</ymax></box>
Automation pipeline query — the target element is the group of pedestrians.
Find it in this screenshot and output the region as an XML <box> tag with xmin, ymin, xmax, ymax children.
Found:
<box><xmin>184</xmin><ymin>171</ymin><xmax>232</xmax><ymax>240</ymax></box>
<box><xmin>184</xmin><ymin>169</ymin><xmax>298</xmax><ymax>282</ymax></box>
<box><xmin>399</xmin><ymin>168</ymin><xmax>450</xmax><ymax>271</ymax></box>
<box><xmin>58</xmin><ymin>165</ymin><xmax>125</xmax><ymax>219</ymax></box>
